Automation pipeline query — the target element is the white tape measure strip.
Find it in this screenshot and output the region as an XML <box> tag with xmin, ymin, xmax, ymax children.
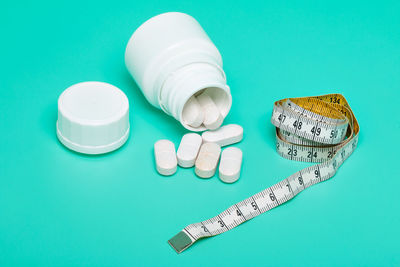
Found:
<box><xmin>168</xmin><ymin>94</ymin><xmax>359</xmax><ymax>253</ymax></box>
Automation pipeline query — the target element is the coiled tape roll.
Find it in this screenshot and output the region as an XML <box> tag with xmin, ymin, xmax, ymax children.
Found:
<box><xmin>169</xmin><ymin>94</ymin><xmax>359</xmax><ymax>253</ymax></box>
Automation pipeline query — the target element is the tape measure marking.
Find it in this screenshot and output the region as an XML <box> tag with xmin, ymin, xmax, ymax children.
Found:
<box><xmin>168</xmin><ymin>94</ymin><xmax>359</xmax><ymax>253</ymax></box>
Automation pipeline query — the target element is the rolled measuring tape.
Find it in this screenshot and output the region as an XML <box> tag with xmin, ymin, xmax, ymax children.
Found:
<box><xmin>168</xmin><ymin>94</ymin><xmax>359</xmax><ymax>253</ymax></box>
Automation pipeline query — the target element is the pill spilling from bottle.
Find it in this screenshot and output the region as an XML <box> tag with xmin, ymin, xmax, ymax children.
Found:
<box><xmin>153</xmin><ymin>124</ymin><xmax>243</xmax><ymax>182</ymax></box>
<box><xmin>182</xmin><ymin>91</ymin><xmax>225</xmax><ymax>130</ymax></box>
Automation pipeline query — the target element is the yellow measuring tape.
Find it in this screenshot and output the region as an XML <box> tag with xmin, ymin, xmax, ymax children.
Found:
<box><xmin>169</xmin><ymin>94</ymin><xmax>359</xmax><ymax>253</ymax></box>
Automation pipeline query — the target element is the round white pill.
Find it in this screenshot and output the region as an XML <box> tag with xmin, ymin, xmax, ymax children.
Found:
<box><xmin>219</xmin><ymin>147</ymin><xmax>243</xmax><ymax>183</ymax></box>
<box><xmin>197</xmin><ymin>92</ymin><xmax>223</xmax><ymax>130</ymax></box>
<box><xmin>195</xmin><ymin>142</ymin><xmax>221</xmax><ymax>178</ymax></box>
<box><xmin>202</xmin><ymin>124</ymin><xmax>243</xmax><ymax>147</ymax></box>
<box><xmin>177</xmin><ymin>133</ymin><xmax>203</xmax><ymax>168</ymax></box>
<box><xmin>154</xmin><ymin>139</ymin><xmax>177</xmax><ymax>176</ymax></box>
<box><xmin>182</xmin><ymin>96</ymin><xmax>204</xmax><ymax>128</ymax></box>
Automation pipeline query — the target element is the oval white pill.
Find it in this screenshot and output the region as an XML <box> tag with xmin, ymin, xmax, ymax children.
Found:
<box><xmin>177</xmin><ymin>133</ymin><xmax>202</xmax><ymax>168</ymax></box>
<box><xmin>202</xmin><ymin>124</ymin><xmax>243</xmax><ymax>147</ymax></box>
<box><xmin>182</xmin><ymin>96</ymin><xmax>204</xmax><ymax>128</ymax></box>
<box><xmin>219</xmin><ymin>147</ymin><xmax>243</xmax><ymax>183</ymax></box>
<box><xmin>197</xmin><ymin>92</ymin><xmax>223</xmax><ymax>130</ymax></box>
<box><xmin>154</xmin><ymin>139</ymin><xmax>177</xmax><ymax>176</ymax></box>
<box><xmin>195</xmin><ymin>142</ymin><xmax>221</xmax><ymax>178</ymax></box>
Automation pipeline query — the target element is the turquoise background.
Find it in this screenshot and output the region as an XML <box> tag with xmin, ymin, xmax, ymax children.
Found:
<box><xmin>1</xmin><ymin>0</ymin><xmax>399</xmax><ymax>266</ymax></box>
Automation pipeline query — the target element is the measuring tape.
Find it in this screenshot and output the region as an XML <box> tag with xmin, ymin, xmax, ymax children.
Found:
<box><xmin>168</xmin><ymin>94</ymin><xmax>359</xmax><ymax>253</ymax></box>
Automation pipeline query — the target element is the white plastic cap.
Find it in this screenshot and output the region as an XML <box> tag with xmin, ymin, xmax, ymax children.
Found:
<box><xmin>56</xmin><ymin>81</ymin><xmax>130</xmax><ymax>154</ymax></box>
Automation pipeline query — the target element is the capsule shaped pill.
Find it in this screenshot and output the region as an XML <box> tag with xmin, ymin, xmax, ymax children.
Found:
<box><xmin>182</xmin><ymin>96</ymin><xmax>204</xmax><ymax>128</ymax></box>
<box><xmin>177</xmin><ymin>133</ymin><xmax>202</xmax><ymax>168</ymax></box>
<box><xmin>202</xmin><ymin>124</ymin><xmax>243</xmax><ymax>147</ymax></box>
<box><xmin>197</xmin><ymin>92</ymin><xmax>223</xmax><ymax>130</ymax></box>
<box><xmin>219</xmin><ymin>147</ymin><xmax>243</xmax><ymax>183</ymax></box>
<box><xmin>195</xmin><ymin>142</ymin><xmax>221</xmax><ymax>178</ymax></box>
<box><xmin>154</xmin><ymin>139</ymin><xmax>177</xmax><ymax>176</ymax></box>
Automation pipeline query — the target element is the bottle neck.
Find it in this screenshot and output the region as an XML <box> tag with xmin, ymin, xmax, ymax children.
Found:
<box><xmin>159</xmin><ymin>62</ymin><xmax>231</xmax><ymax>131</ymax></box>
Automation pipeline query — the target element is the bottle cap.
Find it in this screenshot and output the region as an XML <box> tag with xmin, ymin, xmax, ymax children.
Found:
<box><xmin>57</xmin><ymin>81</ymin><xmax>130</xmax><ymax>154</ymax></box>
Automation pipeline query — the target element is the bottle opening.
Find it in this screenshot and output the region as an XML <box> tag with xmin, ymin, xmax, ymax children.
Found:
<box><xmin>180</xmin><ymin>86</ymin><xmax>232</xmax><ymax>131</ymax></box>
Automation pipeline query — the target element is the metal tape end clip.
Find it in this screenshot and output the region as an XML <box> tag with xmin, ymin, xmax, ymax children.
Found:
<box><xmin>168</xmin><ymin>231</ymin><xmax>193</xmax><ymax>254</ymax></box>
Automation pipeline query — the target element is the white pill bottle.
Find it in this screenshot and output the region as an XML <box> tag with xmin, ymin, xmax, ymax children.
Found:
<box><xmin>125</xmin><ymin>12</ymin><xmax>232</xmax><ymax>131</ymax></box>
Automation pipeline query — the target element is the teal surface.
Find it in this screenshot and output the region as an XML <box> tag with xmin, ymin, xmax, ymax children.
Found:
<box><xmin>1</xmin><ymin>1</ymin><xmax>399</xmax><ymax>266</ymax></box>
